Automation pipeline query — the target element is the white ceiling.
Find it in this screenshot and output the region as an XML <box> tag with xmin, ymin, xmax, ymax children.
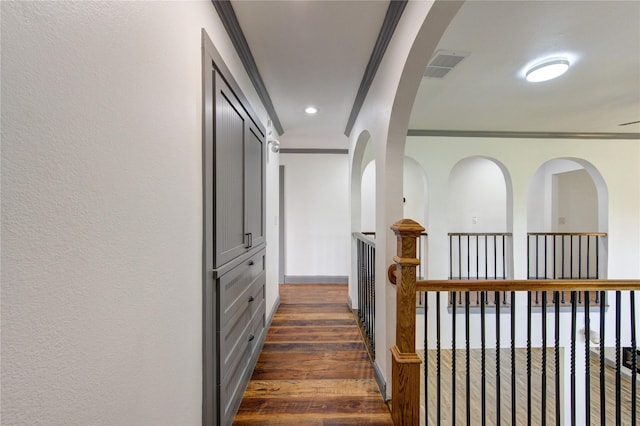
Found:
<box><xmin>232</xmin><ymin>0</ymin><xmax>389</xmax><ymax>146</ymax></box>
<box><xmin>232</xmin><ymin>0</ymin><xmax>640</xmax><ymax>147</ymax></box>
<box><xmin>410</xmin><ymin>0</ymin><xmax>640</xmax><ymax>133</ymax></box>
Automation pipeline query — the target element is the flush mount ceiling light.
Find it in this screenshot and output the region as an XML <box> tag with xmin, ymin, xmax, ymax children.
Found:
<box><xmin>525</xmin><ymin>58</ymin><xmax>570</xmax><ymax>82</ymax></box>
<box><xmin>305</xmin><ymin>106</ymin><xmax>318</xmax><ymax>114</ymax></box>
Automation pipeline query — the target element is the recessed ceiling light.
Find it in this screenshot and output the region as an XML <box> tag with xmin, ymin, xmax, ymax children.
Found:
<box><xmin>305</xmin><ymin>106</ymin><xmax>318</xmax><ymax>114</ymax></box>
<box><xmin>526</xmin><ymin>58</ymin><xmax>570</xmax><ymax>83</ymax></box>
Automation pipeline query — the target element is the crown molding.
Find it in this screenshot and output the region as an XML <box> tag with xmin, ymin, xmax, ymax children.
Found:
<box><xmin>212</xmin><ymin>0</ymin><xmax>284</xmax><ymax>135</ymax></box>
<box><xmin>407</xmin><ymin>129</ymin><xmax>640</xmax><ymax>140</ymax></box>
<box><xmin>344</xmin><ymin>0</ymin><xmax>408</xmax><ymax>137</ymax></box>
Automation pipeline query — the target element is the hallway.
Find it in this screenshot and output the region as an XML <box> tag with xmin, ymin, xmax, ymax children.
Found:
<box><xmin>233</xmin><ymin>284</ymin><xmax>393</xmax><ymax>425</ymax></box>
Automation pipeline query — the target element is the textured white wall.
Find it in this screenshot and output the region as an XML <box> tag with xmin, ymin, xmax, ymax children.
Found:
<box><xmin>280</xmin><ymin>154</ymin><xmax>350</xmax><ymax>277</ymax></box>
<box><xmin>1</xmin><ymin>2</ymin><xmax>275</xmax><ymax>424</ymax></box>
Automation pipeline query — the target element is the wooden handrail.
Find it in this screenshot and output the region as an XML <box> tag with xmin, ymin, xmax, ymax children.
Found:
<box><xmin>527</xmin><ymin>232</ymin><xmax>607</xmax><ymax>236</ymax></box>
<box><xmin>387</xmin><ymin>266</ymin><xmax>640</xmax><ymax>291</ymax></box>
<box><xmin>448</xmin><ymin>232</ymin><xmax>512</xmax><ymax>236</ymax></box>
<box><xmin>415</xmin><ymin>279</ymin><xmax>640</xmax><ymax>292</ymax></box>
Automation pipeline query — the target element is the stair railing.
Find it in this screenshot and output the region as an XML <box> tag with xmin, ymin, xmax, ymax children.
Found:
<box><xmin>388</xmin><ymin>219</ymin><xmax>639</xmax><ymax>426</ymax></box>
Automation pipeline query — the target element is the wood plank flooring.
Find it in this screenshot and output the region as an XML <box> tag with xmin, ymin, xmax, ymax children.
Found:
<box><xmin>418</xmin><ymin>349</ymin><xmax>638</xmax><ymax>425</ymax></box>
<box><xmin>234</xmin><ymin>284</ymin><xmax>393</xmax><ymax>425</ymax></box>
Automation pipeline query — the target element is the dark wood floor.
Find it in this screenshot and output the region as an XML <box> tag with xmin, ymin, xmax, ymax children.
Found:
<box><xmin>234</xmin><ymin>284</ymin><xmax>393</xmax><ymax>425</ymax></box>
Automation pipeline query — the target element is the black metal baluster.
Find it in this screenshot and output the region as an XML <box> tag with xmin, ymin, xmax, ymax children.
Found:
<box><xmin>496</xmin><ymin>290</ymin><xmax>501</xmax><ymax>426</ymax></box>
<box><xmin>476</xmin><ymin>235</ymin><xmax>480</xmax><ymax>279</ymax></box>
<box><xmin>364</xmin><ymin>240</ymin><xmax>368</xmax><ymax>337</ymax></box>
<box><xmin>366</xmin><ymin>241</ymin><xmax>370</xmax><ymax>345</ymax></box>
<box><xmin>542</xmin><ymin>291</ymin><xmax>547</xmax><ymax>426</ymax></box>
<box><xmin>511</xmin><ymin>291</ymin><xmax>516</xmax><ymax>426</ymax></box>
<box><xmin>425</xmin><ymin>290</ymin><xmax>429</xmax><ymax>426</ymax></box>
<box><xmin>555</xmin><ymin>291</ymin><xmax>560</xmax><ymax>426</ymax></box>
<box><xmin>544</xmin><ymin>233</ymin><xmax>548</xmax><ymax>279</ymax></box>
<box><xmin>616</xmin><ymin>290</ymin><xmax>621</xmax><ymax>426</ymax></box>
<box><xmin>570</xmin><ymin>235</ymin><xmax>574</xmax><ymax>279</ymax></box>
<box><xmin>452</xmin><ymin>293</ymin><xmax>457</xmax><ymax>426</ymax></box>
<box><xmin>370</xmin><ymin>244</ymin><xmax>375</xmax><ymax>351</ymax></box>
<box><xmin>449</xmin><ymin>235</ymin><xmax>454</xmax><ymax>305</ymax></box>
<box><xmin>365</xmin><ymin>243</ymin><xmax>370</xmax><ymax>344</ymax></box>
<box><xmin>562</xmin><ymin>235</ymin><xmax>566</xmax><ymax>279</ymax></box>
<box><xmin>418</xmin><ymin>234</ymin><xmax>423</xmax><ymax>280</ymax></box>
<box><xmin>552</xmin><ymin>234</ymin><xmax>556</xmax><ymax>281</ymax></box>
<box><xmin>527</xmin><ymin>291</ymin><xmax>532</xmax><ymax>426</ymax></box>
<box><xmin>503</xmin><ymin>235</ymin><xmax>507</xmax><ymax>304</ymax></box>
<box><xmin>459</xmin><ymin>236</ymin><xmax>463</xmax><ymax>305</ymax></box>
<box><xmin>578</xmin><ymin>235</ymin><xmax>582</xmax><ymax>279</ymax></box>
<box><xmin>363</xmin><ymin>241</ymin><xmax>367</xmax><ymax>341</ymax></box>
<box><xmin>585</xmin><ymin>290</ymin><xmax>591</xmax><ymax>426</ymax></box>
<box><xmin>493</xmin><ymin>235</ymin><xmax>497</xmax><ymax>281</ymax></box>
<box><xmin>571</xmin><ymin>291</ymin><xmax>577</xmax><ymax>426</ymax></box>
<box><xmin>357</xmin><ymin>240</ymin><xmax>362</xmax><ymax>326</ymax></box>
<box><xmin>368</xmin><ymin>241</ymin><xmax>371</xmax><ymax>345</ymax></box>
<box><xmin>535</xmin><ymin>236</ymin><xmax>540</xmax><ymax>305</ymax></box>
<box><xmin>476</xmin><ymin>235</ymin><xmax>480</xmax><ymax>304</ymax></box>
<box><xmin>481</xmin><ymin>291</ymin><xmax>486</xmax><ymax>426</ymax></box>
<box><xmin>467</xmin><ymin>235</ymin><xmax>470</xmax><ymax>280</ymax></box>
<box><xmin>587</xmin><ymin>235</ymin><xmax>591</xmax><ymax>279</ymax></box>
<box><xmin>484</xmin><ymin>235</ymin><xmax>488</xmax><ymax>279</ymax></box>
<box><xmin>599</xmin><ymin>290</ymin><xmax>606</xmax><ymax>426</ymax></box>
<box><xmin>466</xmin><ymin>291</ymin><xmax>471</xmax><ymax>426</ymax></box>
<box><xmin>596</xmin><ymin>235</ymin><xmax>600</xmax><ymax>278</ymax></box>
<box><xmin>436</xmin><ymin>291</ymin><xmax>441</xmax><ymax>426</ymax></box>
<box><xmin>365</xmin><ymin>241</ymin><xmax>369</xmax><ymax>343</ymax></box>
<box><xmin>368</xmin><ymin>241</ymin><xmax>371</xmax><ymax>343</ymax></box>
<box><xmin>631</xmin><ymin>291</ymin><xmax>637</xmax><ymax>426</ymax></box>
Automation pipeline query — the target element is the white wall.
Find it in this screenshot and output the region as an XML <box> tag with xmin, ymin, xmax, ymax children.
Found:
<box><xmin>403</xmin><ymin>157</ymin><xmax>428</xmax><ymax>229</ymax></box>
<box><xmin>361</xmin><ymin>161</ymin><xmax>377</xmax><ymax>233</ymax></box>
<box><xmin>279</xmin><ymin>153</ymin><xmax>350</xmax><ymax>279</ymax></box>
<box><xmin>1</xmin><ymin>2</ymin><xmax>278</xmax><ymax>424</ymax></box>
<box><xmin>555</xmin><ymin>169</ymin><xmax>598</xmax><ymax>232</ymax></box>
<box><xmin>448</xmin><ymin>157</ymin><xmax>508</xmax><ymax>232</ymax></box>
<box><xmin>265</xmin><ymin>148</ymin><xmax>281</xmax><ymax>313</ymax></box>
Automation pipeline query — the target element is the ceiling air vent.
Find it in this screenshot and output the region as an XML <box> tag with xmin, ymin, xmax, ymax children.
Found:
<box><xmin>424</xmin><ymin>50</ymin><xmax>469</xmax><ymax>79</ymax></box>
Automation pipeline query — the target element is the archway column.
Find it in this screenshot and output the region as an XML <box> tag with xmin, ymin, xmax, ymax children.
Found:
<box><xmin>349</xmin><ymin>0</ymin><xmax>464</xmax><ymax>401</ymax></box>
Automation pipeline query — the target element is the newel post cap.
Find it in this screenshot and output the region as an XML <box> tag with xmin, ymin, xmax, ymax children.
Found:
<box><xmin>390</xmin><ymin>218</ymin><xmax>425</xmax><ymax>236</ymax></box>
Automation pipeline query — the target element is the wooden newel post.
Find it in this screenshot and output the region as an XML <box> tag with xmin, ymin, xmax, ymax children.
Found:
<box><xmin>389</xmin><ymin>219</ymin><xmax>424</xmax><ymax>426</ymax></box>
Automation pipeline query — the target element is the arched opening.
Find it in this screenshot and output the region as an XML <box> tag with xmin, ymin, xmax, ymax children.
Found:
<box><xmin>350</xmin><ymin>130</ymin><xmax>374</xmax><ymax>314</ymax></box>
<box><xmin>448</xmin><ymin>156</ymin><xmax>510</xmax><ymax>234</ymax></box>
<box><xmin>351</xmin><ymin>130</ymin><xmax>373</xmax><ymax>234</ymax></box>
<box><xmin>527</xmin><ymin>158</ymin><xmax>609</xmax><ymax>279</ymax></box>
<box><xmin>447</xmin><ymin>156</ymin><xmax>513</xmax><ymax>306</ymax></box>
